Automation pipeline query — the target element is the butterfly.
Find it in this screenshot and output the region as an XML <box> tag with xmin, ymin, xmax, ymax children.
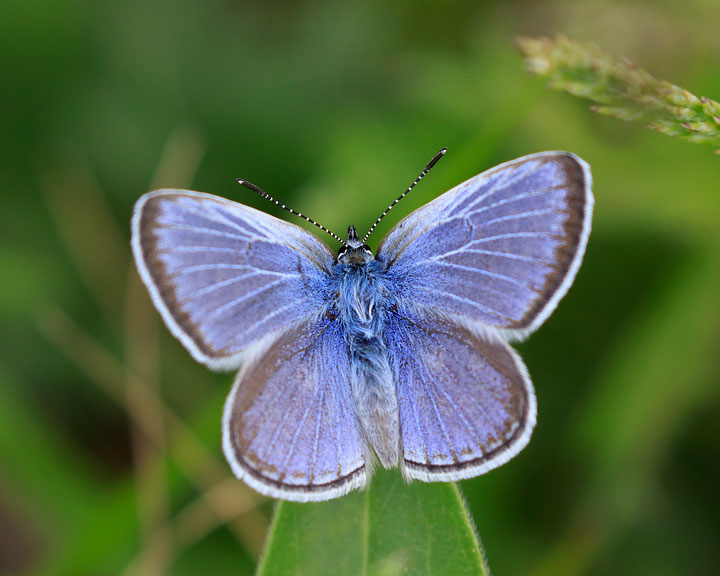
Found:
<box><xmin>131</xmin><ymin>150</ymin><xmax>593</xmax><ymax>502</ymax></box>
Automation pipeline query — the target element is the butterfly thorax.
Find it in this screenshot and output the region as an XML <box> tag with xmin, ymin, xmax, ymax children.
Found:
<box><xmin>333</xmin><ymin>226</ymin><xmax>399</xmax><ymax>469</ymax></box>
<box><xmin>334</xmin><ymin>226</ymin><xmax>387</xmax><ymax>337</ymax></box>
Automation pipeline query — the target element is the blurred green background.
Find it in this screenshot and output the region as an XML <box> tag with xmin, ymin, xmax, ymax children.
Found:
<box><xmin>2</xmin><ymin>0</ymin><xmax>719</xmax><ymax>575</ymax></box>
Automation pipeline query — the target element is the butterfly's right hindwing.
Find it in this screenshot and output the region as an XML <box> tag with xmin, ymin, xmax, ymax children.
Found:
<box><xmin>385</xmin><ymin>310</ymin><xmax>536</xmax><ymax>481</ymax></box>
<box><xmin>131</xmin><ymin>190</ymin><xmax>335</xmax><ymax>370</ymax></box>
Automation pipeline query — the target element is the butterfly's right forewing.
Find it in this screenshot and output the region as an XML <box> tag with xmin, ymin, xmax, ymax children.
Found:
<box><xmin>132</xmin><ymin>190</ymin><xmax>335</xmax><ymax>369</ymax></box>
<box><xmin>377</xmin><ymin>152</ymin><xmax>592</xmax><ymax>339</ymax></box>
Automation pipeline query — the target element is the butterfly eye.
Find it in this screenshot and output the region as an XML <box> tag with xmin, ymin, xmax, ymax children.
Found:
<box><xmin>337</xmin><ymin>246</ymin><xmax>348</xmax><ymax>259</ymax></box>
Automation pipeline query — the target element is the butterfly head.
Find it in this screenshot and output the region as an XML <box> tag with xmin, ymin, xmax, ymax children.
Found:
<box><xmin>337</xmin><ymin>225</ymin><xmax>374</xmax><ymax>265</ymax></box>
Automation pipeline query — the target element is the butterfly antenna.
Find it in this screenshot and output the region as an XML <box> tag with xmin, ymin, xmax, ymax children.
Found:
<box><xmin>237</xmin><ymin>179</ymin><xmax>346</xmax><ymax>245</ymax></box>
<box><xmin>362</xmin><ymin>147</ymin><xmax>447</xmax><ymax>244</ymax></box>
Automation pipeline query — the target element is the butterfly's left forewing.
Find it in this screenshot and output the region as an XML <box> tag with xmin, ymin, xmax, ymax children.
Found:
<box><xmin>132</xmin><ymin>190</ymin><xmax>334</xmax><ymax>369</ymax></box>
<box><xmin>386</xmin><ymin>311</ymin><xmax>535</xmax><ymax>481</ymax></box>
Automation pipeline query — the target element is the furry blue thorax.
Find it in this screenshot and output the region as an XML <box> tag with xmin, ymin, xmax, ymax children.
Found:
<box><xmin>335</xmin><ymin>259</ymin><xmax>388</xmax><ymax>337</ymax></box>
<box><xmin>332</xmin><ymin>257</ymin><xmax>399</xmax><ymax>468</ymax></box>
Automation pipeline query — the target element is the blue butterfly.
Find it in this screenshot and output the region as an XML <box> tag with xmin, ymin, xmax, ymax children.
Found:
<box><xmin>131</xmin><ymin>150</ymin><xmax>593</xmax><ymax>502</ymax></box>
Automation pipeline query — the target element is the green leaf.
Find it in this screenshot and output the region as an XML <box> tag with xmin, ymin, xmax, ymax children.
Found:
<box><xmin>257</xmin><ymin>468</ymin><xmax>489</xmax><ymax>576</ymax></box>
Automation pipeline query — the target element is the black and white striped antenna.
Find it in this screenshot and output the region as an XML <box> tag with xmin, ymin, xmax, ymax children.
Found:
<box><xmin>361</xmin><ymin>147</ymin><xmax>447</xmax><ymax>244</ymax></box>
<box><xmin>237</xmin><ymin>178</ymin><xmax>346</xmax><ymax>245</ymax></box>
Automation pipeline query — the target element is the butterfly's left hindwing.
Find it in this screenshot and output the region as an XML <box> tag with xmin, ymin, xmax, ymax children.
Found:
<box><xmin>131</xmin><ymin>190</ymin><xmax>335</xmax><ymax>370</ymax></box>
<box><xmin>223</xmin><ymin>317</ymin><xmax>367</xmax><ymax>502</ymax></box>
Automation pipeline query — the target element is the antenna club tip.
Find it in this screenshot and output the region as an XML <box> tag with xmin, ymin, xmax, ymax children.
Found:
<box><xmin>236</xmin><ymin>179</ymin><xmax>245</xmax><ymax>184</ymax></box>
<box><xmin>440</xmin><ymin>147</ymin><xmax>448</xmax><ymax>154</ymax></box>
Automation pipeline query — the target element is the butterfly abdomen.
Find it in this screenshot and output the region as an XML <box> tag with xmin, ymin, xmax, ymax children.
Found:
<box><xmin>335</xmin><ymin>261</ymin><xmax>399</xmax><ymax>469</ymax></box>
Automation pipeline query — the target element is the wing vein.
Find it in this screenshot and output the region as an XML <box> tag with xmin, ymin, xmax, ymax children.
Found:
<box><xmin>424</xmin><ymin>326</ymin><xmax>496</xmax><ymax>453</ymax></box>
<box><xmin>174</xmin><ymin>245</ymin><xmax>247</xmax><ymax>254</ymax></box>
<box><xmin>415</xmin><ymin>286</ymin><xmax>516</xmax><ymax>321</ymax></box>
<box><xmin>462</xmin><ymin>248</ymin><xmax>550</xmax><ymax>264</ymax></box>
<box><xmin>204</xmin><ymin>204</ymin><xmax>273</xmax><ymax>238</ymax></box>
<box><xmin>187</xmin><ymin>271</ymin><xmax>279</xmax><ymax>300</ymax></box>
<box><xmin>423</xmin><ymin>262</ymin><xmax>534</xmax><ymax>290</ymax></box>
<box><xmin>456</xmin><ymin>161</ymin><xmax>546</xmax><ymax>215</ymax></box>
<box><xmin>419</xmin><ymin>361</ymin><xmax>457</xmax><ymax>463</ymax></box>
<box><xmin>465</xmin><ymin>185</ymin><xmax>567</xmax><ymax>218</ymax></box>
<box><xmin>209</xmin><ymin>278</ymin><xmax>287</xmax><ymax>318</ymax></box>
<box><xmin>480</xmin><ymin>208</ymin><xmax>557</xmax><ymax>227</ymax></box>
<box><xmin>468</xmin><ymin>231</ymin><xmax>555</xmax><ymax>243</ymax></box>
<box><xmin>229</xmin><ymin>301</ymin><xmax>311</xmax><ymax>348</ymax></box>
<box><xmin>182</xmin><ymin>263</ymin><xmax>257</xmax><ymax>273</ymax></box>
<box><xmin>160</xmin><ymin>223</ymin><xmax>255</xmax><ymax>242</ymax></box>
<box><xmin>310</xmin><ymin>385</ymin><xmax>326</xmax><ymax>483</ymax></box>
<box><xmin>280</xmin><ymin>391</ymin><xmax>316</xmax><ymax>480</ymax></box>
<box><xmin>429</xmin><ymin>247</ymin><xmax>551</xmax><ymax>265</ymax></box>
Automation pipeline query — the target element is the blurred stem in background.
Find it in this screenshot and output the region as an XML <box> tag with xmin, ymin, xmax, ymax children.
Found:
<box><xmin>517</xmin><ymin>35</ymin><xmax>720</xmax><ymax>151</ymax></box>
<box><xmin>35</xmin><ymin>131</ymin><xmax>269</xmax><ymax>575</ymax></box>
